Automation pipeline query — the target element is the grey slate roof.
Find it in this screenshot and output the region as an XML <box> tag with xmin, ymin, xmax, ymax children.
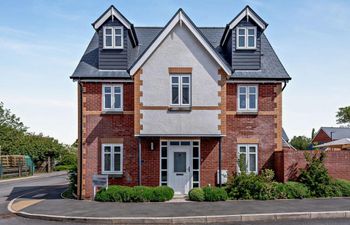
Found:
<box><xmin>282</xmin><ymin>128</ymin><xmax>289</xmax><ymax>142</ymax></box>
<box><xmin>71</xmin><ymin>25</ymin><xmax>291</xmax><ymax>80</ymax></box>
<box><xmin>320</xmin><ymin>127</ymin><xmax>350</xmax><ymax>140</ymax></box>
<box><xmin>232</xmin><ymin>34</ymin><xmax>290</xmax><ymax>80</ymax></box>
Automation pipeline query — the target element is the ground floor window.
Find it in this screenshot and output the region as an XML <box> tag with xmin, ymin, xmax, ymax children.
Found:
<box><xmin>101</xmin><ymin>144</ymin><xmax>123</xmax><ymax>174</ymax></box>
<box><xmin>237</xmin><ymin>144</ymin><xmax>258</xmax><ymax>174</ymax></box>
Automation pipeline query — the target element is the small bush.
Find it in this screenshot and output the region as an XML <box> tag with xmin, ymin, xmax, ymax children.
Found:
<box><xmin>189</xmin><ymin>188</ymin><xmax>205</xmax><ymax>201</ymax></box>
<box><xmin>150</xmin><ymin>186</ymin><xmax>174</xmax><ymax>202</ymax></box>
<box><xmin>68</xmin><ymin>165</ymin><xmax>77</xmax><ymax>195</ymax></box>
<box><xmin>94</xmin><ymin>188</ymin><xmax>110</xmax><ymax>202</ymax></box>
<box><xmin>260</xmin><ymin>169</ymin><xmax>275</xmax><ymax>183</ymax></box>
<box><xmin>131</xmin><ymin>186</ymin><xmax>153</xmax><ymax>202</ymax></box>
<box><xmin>226</xmin><ymin>172</ymin><xmax>275</xmax><ymax>200</ymax></box>
<box><xmin>95</xmin><ymin>185</ymin><xmax>174</xmax><ymax>202</ymax></box>
<box><xmin>333</xmin><ymin>179</ymin><xmax>350</xmax><ymax>197</ymax></box>
<box><xmin>203</xmin><ymin>186</ymin><xmax>228</xmax><ymax>201</ymax></box>
<box><xmin>274</xmin><ymin>182</ymin><xmax>310</xmax><ymax>199</ymax></box>
<box><xmin>54</xmin><ymin>165</ymin><xmax>74</xmax><ymax>171</ymax></box>
<box><xmin>299</xmin><ymin>152</ymin><xmax>332</xmax><ymax>197</ymax></box>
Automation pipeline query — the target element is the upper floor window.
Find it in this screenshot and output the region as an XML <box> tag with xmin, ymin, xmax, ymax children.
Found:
<box><xmin>103</xmin><ymin>26</ymin><xmax>123</xmax><ymax>49</ymax></box>
<box><xmin>238</xmin><ymin>85</ymin><xmax>258</xmax><ymax>112</ymax></box>
<box><xmin>103</xmin><ymin>84</ymin><xmax>123</xmax><ymax>111</ymax></box>
<box><xmin>236</xmin><ymin>27</ymin><xmax>256</xmax><ymax>49</ymax></box>
<box><xmin>170</xmin><ymin>75</ymin><xmax>191</xmax><ymax>106</ymax></box>
<box><xmin>237</xmin><ymin>144</ymin><xmax>258</xmax><ymax>174</ymax></box>
<box><xmin>102</xmin><ymin>144</ymin><xmax>123</xmax><ymax>174</ymax></box>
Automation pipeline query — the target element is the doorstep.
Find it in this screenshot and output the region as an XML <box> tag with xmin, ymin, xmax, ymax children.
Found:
<box><xmin>168</xmin><ymin>194</ymin><xmax>189</xmax><ymax>203</ymax></box>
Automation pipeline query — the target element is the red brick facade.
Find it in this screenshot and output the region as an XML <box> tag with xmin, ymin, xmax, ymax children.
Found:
<box><xmin>275</xmin><ymin>148</ymin><xmax>350</xmax><ymax>182</ymax></box>
<box><xmin>79</xmin><ymin>82</ymin><xmax>281</xmax><ymax>199</ymax></box>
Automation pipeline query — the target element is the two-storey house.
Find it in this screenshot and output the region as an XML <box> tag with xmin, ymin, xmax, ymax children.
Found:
<box><xmin>70</xmin><ymin>5</ymin><xmax>291</xmax><ymax>199</ymax></box>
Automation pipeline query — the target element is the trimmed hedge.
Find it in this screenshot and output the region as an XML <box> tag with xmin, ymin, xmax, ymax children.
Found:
<box><xmin>189</xmin><ymin>186</ymin><xmax>227</xmax><ymax>201</ymax></box>
<box><xmin>188</xmin><ymin>188</ymin><xmax>204</xmax><ymax>201</ymax></box>
<box><xmin>95</xmin><ymin>185</ymin><xmax>174</xmax><ymax>202</ymax></box>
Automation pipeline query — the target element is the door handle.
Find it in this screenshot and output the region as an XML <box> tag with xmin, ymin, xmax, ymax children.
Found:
<box><xmin>188</xmin><ymin>166</ymin><xmax>191</xmax><ymax>172</ymax></box>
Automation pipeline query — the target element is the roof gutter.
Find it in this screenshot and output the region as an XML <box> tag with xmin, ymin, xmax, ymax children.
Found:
<box><xmin>282</xmin><ymin>80</ymin><xmax>288</xmax><ymax>91</ymax></box>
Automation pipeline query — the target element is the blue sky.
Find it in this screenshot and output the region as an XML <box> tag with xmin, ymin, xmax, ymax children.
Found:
<box><xmin>0</xmin><ymin>0</ymin><xmax>349</xmax><ymax>144</ymax></box>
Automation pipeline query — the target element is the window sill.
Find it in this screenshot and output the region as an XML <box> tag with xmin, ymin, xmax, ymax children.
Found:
<box><xmin>168</xmin><ymin>106</ymin><xmax>191</xmax><ymax>111</ymax></box>
<box><xmin>236</xmin><ymin>47</ymin><xmax>257</xmax><ymax>51</ymax></box>
<box><xmin>102</xmin><ymin>47</ymin><xmax>124</xmax><ymax>50</ymax></box>
<box><xmin>101</xmin><ymin>173</ymin><xmax>123</xmax><ymax>178</ymax></box>
<box><xmin>102</xmin><ymin>110</ymin><xmax>123</xmax><ymax>115</ymax></box>
<box><xmin>236</xmin><ymin>111</ymin><xmax>258</xmax><ymax>115</ymax></box>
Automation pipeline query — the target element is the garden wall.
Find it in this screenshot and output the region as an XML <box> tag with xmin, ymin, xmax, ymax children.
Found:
<box><xmin>275</xmin><ymin>148</ymin><xmax>350</xmax><ymax>182</ymax></box>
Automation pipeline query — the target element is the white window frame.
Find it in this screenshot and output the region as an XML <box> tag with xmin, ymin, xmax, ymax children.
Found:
<box><xmin>170</xmin><ymin>74</ymin><xmax>191</xmax><ymax>106</ymax></box>
<box><xmin>101</xmin><ymin>144</ymin><xmax>123</xmax><ymax>175</ymax></box>
<box><xmin>237</xmin><ymin>85</ymin><xmax>258</xmax><ymax>112</ymax></box>
<box><xmin>237</xmin><ymin>144</ymin><xmax>258</xmax><ymax>174</ymax></box>
<box><xmin>103</xmin><ymin>26</ymin><xmax>124</xmax><ymax>49</ymax></box>
<box><xmin>102</xmin><ymin>84</ymin><xmax>123</xmax><ymax>112</ymax></box>
<box><xmin>236</xmin><ymin>27</ymin><xmax>257</xmax><ymax>50</ymax></box>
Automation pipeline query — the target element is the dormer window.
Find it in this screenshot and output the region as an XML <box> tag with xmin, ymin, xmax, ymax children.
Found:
<box><xmin>103</xmin><ymin>26</ymin><xmax>123</xmax><ymax>49</ymax></box>
<box><xmin>236</xmin><ymin>27</ymin><xmax>256</xmax><ymax>49</ymax></box>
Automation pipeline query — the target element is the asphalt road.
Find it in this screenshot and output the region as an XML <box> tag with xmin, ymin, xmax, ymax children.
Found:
<box><xmin>0</xmin><ymin>173</ymin><xmax>349</xmax><ymax>225</ymax></box>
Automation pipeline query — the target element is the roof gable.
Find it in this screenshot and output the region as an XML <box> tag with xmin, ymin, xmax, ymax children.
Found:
<box><xmin>221</xmin><ymin>6</ymin><xmax>268</xmax><ymax>46</ymax></box>
<box><xmin>92</xmin><ymin>5</ymin><xmax>138</xmax><ymax>46</ymax></box>
<box><xmin>129</xmin><ymin>9</ymin><xmax>232</xmax><ymax>76</ymax></box>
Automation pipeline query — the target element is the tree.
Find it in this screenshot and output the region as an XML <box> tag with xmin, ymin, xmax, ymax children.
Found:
<box><xmin>290</xmin><ymin>136</ymin><xmax>311</xmax><ymax>150</ymax></box>
<box><xmin>0</xmin><ymin>102</ymin><xmax>72</xmax><ymax>166</ymax></box>
<box><xmin>311</xmin><ymin>128</ymin><xmax>316</xmax><ymax>139</ymax></box>
<box><xmin>0</xmin><ymin>102</ymin><xmax>27</xmax><ymax>132</ymax></box>
<box><xmin>336</xmin><ymin>106</ymin><xmax>350</xmax><ymax>127</ymax></box>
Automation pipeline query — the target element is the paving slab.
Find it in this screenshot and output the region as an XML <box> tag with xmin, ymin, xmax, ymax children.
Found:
<box><xmin>14</xmin><ymin>198</ymin><xmax>350</xmax><ymax>218</ymax></box>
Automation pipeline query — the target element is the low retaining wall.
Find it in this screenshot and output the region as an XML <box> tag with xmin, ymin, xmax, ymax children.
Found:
<box><xmin>274</xmin><ymin>148</ymin><xmax>350</xmax><ymax>182</ymax></box>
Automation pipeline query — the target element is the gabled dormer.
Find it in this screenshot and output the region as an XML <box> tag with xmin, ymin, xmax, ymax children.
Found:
<box><xmin>221</xmin><ymin>6</ymin><xmax>268</xmax><ymax>70</ymax></box>
<box><xmin>92</xmin><ymin>5</ymin><xmax>138</xmax><ymax>70</ymax></box>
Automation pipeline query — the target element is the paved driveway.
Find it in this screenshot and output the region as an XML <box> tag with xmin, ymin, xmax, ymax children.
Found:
<box><xmin>0</xmin><ymin>171</ymin><xmax>67</xmax><ymax>224</ymax></box>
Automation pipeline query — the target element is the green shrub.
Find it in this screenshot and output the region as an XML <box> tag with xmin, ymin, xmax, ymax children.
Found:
<box><xmin>150</xmin><ymin>186</ymin><xmax>174</xmax><ymax>202</ymax></box>
<box><xmin>54</xmin><ymin>165</ymin><xmax>74</xmax><ymax>171</ymax></box>
<box><xmin>68</xmin><ymin>165</ymin><xmax>77</xmax><ymax>195</ymax></box>
<box><xmin>94</xmin><ymin>188</ymin><xmax>110</xmax><ymax>202</ymax></box>
<box><xmin>260</xmin><ymin>169</ymin><xmax>275</xmax><ymax>183</ymax></box>
<box><xmin>333</xmin><ymin>179</ymin><xmax>350</xmax><ymax>197</ymax></box>
<box><xmin>131</xmin><ymin>186</ymin><xmax>153</xmax><ymax>202</ymax></box>
<box><xmin>188</xmin><ymin>188</ymin><xmax>205</xmax><ymax>201</ymax></box>
<box><xmin>203</xmin><ymin>186</ymin><xmax>228</xmax><ymax>201</ymax></box>
<box><xmin>226</xmin><ymin>172</ymin><xmax>276</xmax><ymax>200</ymax></box>
<box><xmin>95</xmin><ymin>185</ymin><xmax>174</xmax><ymax>202</ymax></box>
<box><xmin>274</xmin><ymin>182</ymin><xmax>310</xmax><ymax>199</ymax></box>
<box><xmin>299</xmin><ymin>152</ymin><xmax>333</xmax><ymax>197</ymax></box>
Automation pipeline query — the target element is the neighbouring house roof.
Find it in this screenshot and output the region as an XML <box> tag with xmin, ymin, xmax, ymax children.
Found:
<box><xmin>70</xmin><ymin>6</ymin><xmax>291</xmax><ymax>81</ymax></box>
<box><xmin>282</xmin><ymin>128</ymin><xmax>290</xmax><ymax>147</ymax></box>
<box><xmin>314</xmin><ymin>138</ymin><xmax>350</xmax><ymax>149</ymax></box>
<box><xmin>282</xmin><ymin>128</ymin><xmax>289</xmax><ymax>142</ymax></box>
<box><xmin>314</xmin><ymin>127</ymin><xmax>350</xmax><ymax>141</ymax></box>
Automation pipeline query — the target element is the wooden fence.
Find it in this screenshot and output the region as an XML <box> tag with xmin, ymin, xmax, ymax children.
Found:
<box><xmin>0</xmin><ymin>155</ymin><xmax>34</xmax><ymax>179</ymax></box>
